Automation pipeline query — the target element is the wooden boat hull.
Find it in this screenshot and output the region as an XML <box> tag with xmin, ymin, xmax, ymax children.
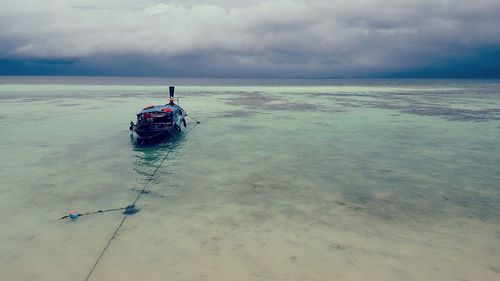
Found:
<box><xmin>133</xmin><ymin>125</ymin><xmax>180</xmax><ymax>139</ymax></box>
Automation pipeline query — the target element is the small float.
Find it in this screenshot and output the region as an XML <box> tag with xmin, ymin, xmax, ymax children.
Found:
<box><xmin>129</xmin><ymin>86</ymin><xmax>187</xmax><ymax>140</ymax></box>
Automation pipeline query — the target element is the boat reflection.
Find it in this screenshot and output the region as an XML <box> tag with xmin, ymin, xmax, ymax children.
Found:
<box><xmin>130</xmin><ymin>132</ymin><xmax>187</xmax><ymax>181</ymax></box>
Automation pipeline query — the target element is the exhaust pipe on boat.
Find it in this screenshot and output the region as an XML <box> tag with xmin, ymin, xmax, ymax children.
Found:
<box><xmin>169</xmin><ymin>86</ymin><xmax>175</xmax><ymax>105</ymax></box>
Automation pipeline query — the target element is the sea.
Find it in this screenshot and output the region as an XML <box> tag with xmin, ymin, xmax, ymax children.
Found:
<box><xmin>0</xmin><ymin>76</ymin><xmax>499</xmax><ymax>281</ymax></box>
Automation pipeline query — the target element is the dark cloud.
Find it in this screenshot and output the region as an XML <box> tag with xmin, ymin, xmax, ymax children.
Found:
<box><xmin>1</xmin><ymin>0</ymin><xmax>499</xmax><ymax>77</ymax></box>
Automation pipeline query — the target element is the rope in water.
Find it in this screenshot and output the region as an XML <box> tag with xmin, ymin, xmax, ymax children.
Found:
<box><xmin>187</xmin><ymin>114</ymin><xmax>201</xmax><ymax>124</ymax></box>
<box><xmin>59</xmin><ymin>207</ymin><xmax>126</xmax><ymax>220</ymax></box>
<box><xmin>84</xmin><ymin>120</ymin><xmax>200</xmax><ymax>281</ymax></box>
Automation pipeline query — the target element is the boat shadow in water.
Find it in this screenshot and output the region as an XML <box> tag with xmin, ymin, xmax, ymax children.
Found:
<box><xmin>129</xmin><ymin>131</ymin><xmax>187</xmax><ymax>196</ymax></box>
<box><xmin>130</xmin><ymin>129</ymin><xmax>185</xmax><ymax>146</ymax></box>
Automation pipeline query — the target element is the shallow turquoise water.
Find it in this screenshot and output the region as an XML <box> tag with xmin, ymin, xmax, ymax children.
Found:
<box><xmin>0</xmin><ymin>77</ymin><xmax>499</xmax><ymax>281</ymax></box>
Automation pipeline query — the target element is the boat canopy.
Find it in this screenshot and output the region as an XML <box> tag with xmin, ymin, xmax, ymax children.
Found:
<box><xmin>137</xmin><ymin>104</ymin><xmax>181</xmax><ymax>115</ymax></box>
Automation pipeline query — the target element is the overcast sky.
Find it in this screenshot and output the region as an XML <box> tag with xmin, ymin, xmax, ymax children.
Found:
<box><xmin>1</xmin><ymin>0</ymin><xmax>500</xmax><ymax>77</ymax></box>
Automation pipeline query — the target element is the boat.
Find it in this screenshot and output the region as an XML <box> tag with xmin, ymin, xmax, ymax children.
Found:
<box><xmin>129</xmin><ymin>86</ymin><xmax>187</xmax><ymax>140</ymax></box>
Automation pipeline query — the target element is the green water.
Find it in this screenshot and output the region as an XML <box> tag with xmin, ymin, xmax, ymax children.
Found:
<box><xmin>0</xmin><ymin>77</ymin><xmax>499</xmax><ymax>281</ymax></box>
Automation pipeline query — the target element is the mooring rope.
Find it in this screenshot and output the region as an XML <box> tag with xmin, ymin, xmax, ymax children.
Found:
<box><xmin>84</xmin><ymin>215</ymin><xmax>127</xmax><ymax>281</ymax></box>
<box><xmin>59</xmin><ymin>207</ymin><xmax>126</xmax><ymax>220</ymax></box>
<box><xmin>82</xmin><ymin>120</ymin><xmax>200</xmax><ymax>281</ymax></box>
<box><xmin>187</xmin><ymin>114</ymin><xmax>201</xmax><ymax>124</ymax></box>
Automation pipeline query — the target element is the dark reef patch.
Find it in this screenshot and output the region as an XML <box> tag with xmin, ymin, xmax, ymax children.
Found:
<box><xmin>400</xmin><ymin>105</ymin><xmax>500</xmax><ymax>121</ymax></box>
<box><xmin>219</xmin><ymin>110</ymin><xmax>258</xmax><ymax>118</ymax></box>
<box><xmin>224</xmin><ymin>92</ymin><xmax>327</xmax><ymax>112</ymax></box>
<box><xmin>336</xmin><ymin>95</ymin><xmax>500</xmax><ymax>121</ymax></box>
<box><xmin>302</xmin><ymin>92</ymin><xmax>375</xmax><ymax>98</ymax></box>
<box><xmin>224</xmin><ymin>92</ymin><xmax>278</xmax><ymax>107</ymax></box>
<box><xmin>264</xmin><ymin>102</ymin><xmax>322</xmax><ymax>111</ymax></box>
<box><xmin>325</xmin><ymin>89</ymin><xmax>500</xmax><ymax>121</ymax></box>
<box><xmin>328</xmin><ymin>243</ymin><xmax>347</xmax><ymax>251</ymax></box>
<box><xmin>230</xmin><ymin>124</ymin><xmax>261</xmax><ymax>130</ymax></box>
<box><xmin>57</xmin><ymin>103</ymin><xmax>82</xmax><ymax>107</ymax></box>
<box><xmin>132</xmin><ymin>188</ymin><xmax>169</xmax><ymax>198</ymax></box>
<box><xmin>336</xmin><ymin>101</ymin><xmax>363</xmax><ymax>108</ymax></box>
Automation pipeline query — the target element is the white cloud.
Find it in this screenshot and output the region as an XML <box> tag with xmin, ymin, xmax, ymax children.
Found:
<box><xmin>1</xmin><ymin>0</ymin><xmax>500</xmax><ymax>75</ymax></box>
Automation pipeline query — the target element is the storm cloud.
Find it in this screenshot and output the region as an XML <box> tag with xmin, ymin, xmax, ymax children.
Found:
<box><xmin>1</xmin><ymin>0</ymin><xmax>500</xmax><ymax>77</ymax></box>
